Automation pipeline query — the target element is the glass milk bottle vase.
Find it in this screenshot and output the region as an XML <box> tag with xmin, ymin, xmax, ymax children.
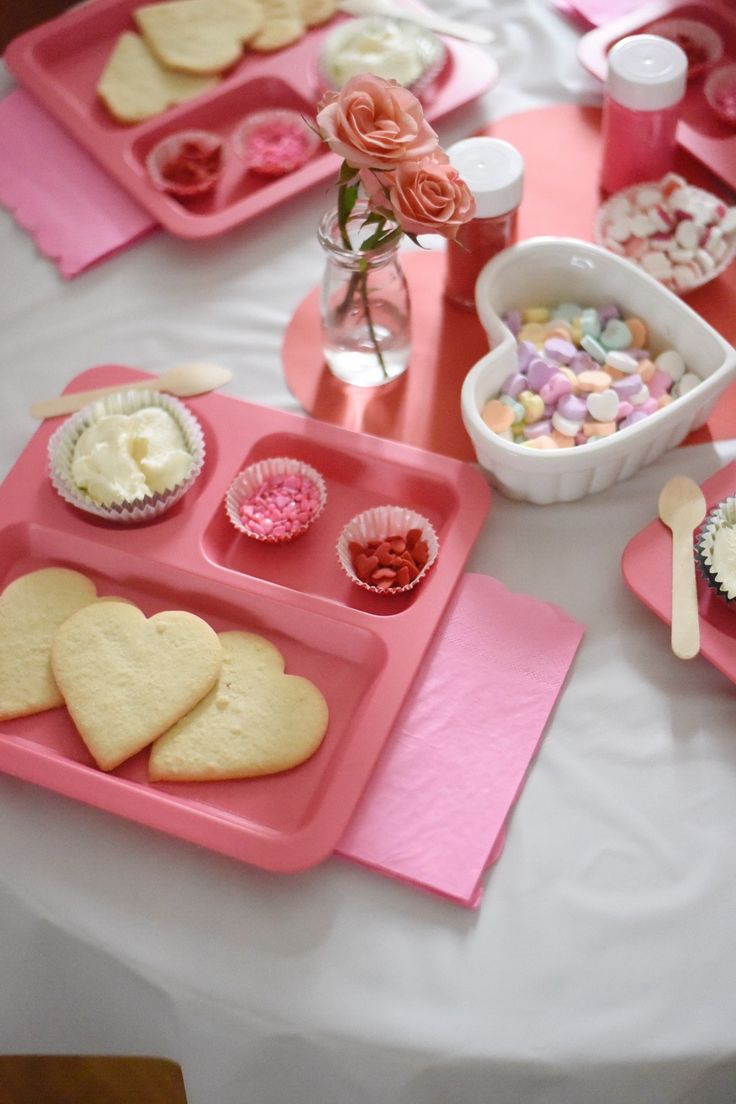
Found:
<box><xmin>318</xmin><ymin>202</ymin><xmax>411</xmax><ymax>388</ymax></box>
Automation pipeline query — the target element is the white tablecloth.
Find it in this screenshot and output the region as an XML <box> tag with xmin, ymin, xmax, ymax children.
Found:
<box><xmin>2</xmin><ymin>3</ymin><xmax>736</xmax><ymax>1102</ymax></box>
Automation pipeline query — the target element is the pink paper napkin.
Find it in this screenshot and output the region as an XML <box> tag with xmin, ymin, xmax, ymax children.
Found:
<box><xmin>0</xmin><ymin>88</ymin><xmax>156</xmax><ymax>278</ymax></box>
<box><xmin>336</xmin><ymin>573</ymin><xmax>585</xmax><ymax>908</ymax></box>
<box><xmin>569</xmin><ymin>0</ymin><xmax>642</xmax><ymax>24</ymax></box>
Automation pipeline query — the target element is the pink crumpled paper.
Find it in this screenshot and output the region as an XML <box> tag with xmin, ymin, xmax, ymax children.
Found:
<box><xmin>337</xmin><ymin>573</ymin><xmax>585</xmax><ymax>908</ymax></box>
<box><xmin>0</xmin><ymin>88</ymin><xmax>156</xmax><ymax>278</ymax></box>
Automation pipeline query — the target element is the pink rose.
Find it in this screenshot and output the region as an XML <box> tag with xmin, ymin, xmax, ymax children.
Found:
<box><xmin>316</xmin><ymin>75</ymin><xmax>439</xmax><ymax>171</ymax></box>
<box><xmin>364</xmin><ymin>155</ymin><xmax>476</xmax><ymax>241</ymax></box>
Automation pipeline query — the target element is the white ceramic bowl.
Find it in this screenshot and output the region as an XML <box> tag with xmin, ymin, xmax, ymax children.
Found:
<box><xmin>461</xmin><ymin>237</ymin><xmax>736</xmax><ymax>505</ymax></box>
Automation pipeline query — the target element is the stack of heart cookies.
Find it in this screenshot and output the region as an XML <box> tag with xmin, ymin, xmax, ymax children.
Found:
<box><xmin>0</xmin><ymin>567</ymin><xmax>329</xmax><ymax>779</ymax></box>
<box><xmin>97</xmin><ymin>0</ymin><xmax>339</xmax><ymax>124</ymax></box>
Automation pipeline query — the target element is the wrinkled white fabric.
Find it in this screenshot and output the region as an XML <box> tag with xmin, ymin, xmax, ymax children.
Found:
<box><xmin>2</xmin><ymin>4</ymin><xmax>736</xmax><ymax>1103</ymax></box>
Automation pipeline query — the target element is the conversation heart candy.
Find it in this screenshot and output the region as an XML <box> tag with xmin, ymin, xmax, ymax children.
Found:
<box><xmin>586</xmin><ymin>389</ymin><xmax>620</xmax><ymax>422</ymax></box>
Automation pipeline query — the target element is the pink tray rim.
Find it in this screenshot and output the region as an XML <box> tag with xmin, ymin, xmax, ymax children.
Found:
<box><xmin>4</xmin><ymin>0</ymin><xmax>498</xmax><ymax>240</ymax></box>
<box><xmin>0</xmin><ymin>366</ymin><xmax>491</xmax><ymax>872</ymax></box>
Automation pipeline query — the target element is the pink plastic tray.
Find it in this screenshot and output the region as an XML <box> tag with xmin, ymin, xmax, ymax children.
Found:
<box><xmin>0</xmin><ymin>366</ymin><xmax>491</xmax><ymax>872</ymax></box>
<box><xmin>4</xmin><ymin>0</ymin><xmax>498</xmax><ymax>240</ymax></box>
<box><xmin>578</xmin><ymin>0</ymin><xmax>736</xmax><ymax>192</ymax></box>
<box><xmin>622</xmin><ymin>460</ymin><xmax>736</xmax><ymax>683</ymax></box>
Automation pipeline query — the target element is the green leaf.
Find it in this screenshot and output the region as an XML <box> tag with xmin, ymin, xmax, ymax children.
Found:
<box><xmin>338</xmin><ymin>161</ymin><xmax>359</xmax><ymax>185</ymax></box>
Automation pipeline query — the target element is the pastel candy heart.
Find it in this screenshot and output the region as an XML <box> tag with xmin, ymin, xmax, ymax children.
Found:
<box><xmin>539</xmin><ymin>371</ymin><xmax>572</xmax><ymax>405</ymax></box>
<box><xmin>611</xmin><ymin>373</ymin><xmax>643</xmax><ymax>399</ymax></box>
<box><xmin>526</xmin><ymin>356</ymin><xmax>557</xmax><ymax>391</ymax></box>
<box><xmin>600</xmin><ymin>319</ymin><xmax>632</xmax><ymax>350</ymax></box>
<box><xmin>586</xmin><ymin>388</ymin><xmax>620</xmax><ymax>422</ymax></box>
<box><xmin>557</xmin><ymin>393</ymin><xmax>588</xmax><ymax>421</ymax></box>
<box><xmin>519</xmin><ymin>390</ymin><xmax>546</xmax><ymax>423</ymax></box>
<box><xmin>516</xmin><ymin>341</ymin><xmax>537</xmax><ymax>372</ymax></box>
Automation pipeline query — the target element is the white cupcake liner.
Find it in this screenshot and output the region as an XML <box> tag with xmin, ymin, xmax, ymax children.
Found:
<box><xmin>225</xmin><ymin>457</ymin><xmax>327</xmax><ymax>543</ymax></box>
<box><xmin>48</xmin><ymin>389</ymin><xmax>205</xmax><ymax>524</ymax></box>
<box><xmin>695</xmin><ymin>496</ymin><xmax>736</xmax><ymax>604</ymax></box>
<box><xmin>231</xmin><ymin>110</ymin><xmax>321</xmax><ymax>177</ymax></box>
<box><xmin>145</xmin><ymin>129</ymin><xmax>225</xmax><ymax>198</ymax></box>
<box><xmin>316</xmin><ymin>16</ymin><xmax>448</xmax><ymax>102</ymax></box>
<box><xmin>337</xmin><ymin>505</ymin><xmax>439</xmax><ymax>596</ymax></box>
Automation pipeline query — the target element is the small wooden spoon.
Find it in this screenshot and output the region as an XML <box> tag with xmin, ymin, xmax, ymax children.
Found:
<box><xmin>658</xmin><ymin>475</ymin><xmax>707</xmax><ymax>660</ymax></box>
<box><xmin>30</xmin><ymin>362</ymin><xmax>233</xmax><ymax>419</ymax></box>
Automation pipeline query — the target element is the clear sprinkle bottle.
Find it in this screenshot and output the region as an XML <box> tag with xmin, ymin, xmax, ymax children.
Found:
<box><xmin>600</xmin><ymin>34</ymin><xmax>688</xmax><ymax>196</ymax></box>
<box><xmin>444</xmin><ymin>137</ymin><xmax>525</xmax><ymax>311</ymax></box>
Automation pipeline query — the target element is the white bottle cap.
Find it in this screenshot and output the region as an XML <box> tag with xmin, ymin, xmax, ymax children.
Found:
<box><xmin>446</xmin><ymin>137</ymin><xmax>524</xmax><ymax>219</ymax></box>
<box><xmin>606</xmin><ymin>34</ymin><xmax>688</xmax><ymax>111</ymax></box>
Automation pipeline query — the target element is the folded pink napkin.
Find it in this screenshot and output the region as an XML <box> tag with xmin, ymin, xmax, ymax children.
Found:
<box><xmin>0</xmin><ymin>88</ymin><xmax>156</xmax><ymax>277</ymax></box>
<box><xmin>337</xmin><ymin>573</ymin><xmax>585</xmax><ymax>908</ymax></box>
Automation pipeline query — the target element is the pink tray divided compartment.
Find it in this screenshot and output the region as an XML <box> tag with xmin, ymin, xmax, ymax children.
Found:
<box><xmin>0</xmin><ymin>366</ymin><xmax>491</xmax><ymax>872</ymax></box>
<box><xmin>4</xmin><ymin>0</ymin><xmax>498</xmax><ymax>240</ymax></box>
<box><xmin>578</xmin><ymin>0</ymin><xmax>736</xmax><ymax>192</ymax></box>
<box><xmin>622</xmin><ymin>460</ymin><xmax>736</xmax><ymax>682</ymax></box>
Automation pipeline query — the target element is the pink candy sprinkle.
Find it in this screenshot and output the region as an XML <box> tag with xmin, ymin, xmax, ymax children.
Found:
<box><xmin>241</xmin><ymin>118</ymin><xmax>314</xmax><ymax>176</ymax></box>
<box><xmin>239</xmin><ymin>473</ymin><xmax>321</xmax><ymax>540</ymax></box>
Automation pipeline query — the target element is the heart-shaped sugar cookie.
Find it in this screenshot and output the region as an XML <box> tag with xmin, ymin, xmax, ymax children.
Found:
<box><xmin>52</xmin><ymin>602</ymin><xmax>222</xmax><ymax>772</ymax></box>
<box><xmin>0</xmin><ymin>568</ymin><xmax>99</xmax><ymax>721</ymax></box>
<box><xmin>97</xmin><ymin>32</ymin><xmax>220</xmax><ymax>125</ymax></box>
<box><xmin>148</xmin><ymin>631</ymin><xmax>329</xmax><ymax>781</ymax></box>
<box><xmin>134</xmin><ymin>0</ymin><xmax>265</xmax><ymax>75</ymax></box>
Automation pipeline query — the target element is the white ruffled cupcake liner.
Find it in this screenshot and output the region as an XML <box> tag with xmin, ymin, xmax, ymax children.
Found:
<box><xmin>695</xmin><ymin>496</ymin><xmax>736</xmax><ymax>605</ymax></box>
<box><xmin>48</xmin><ymin>389</ymin><xmax>205</xmax><ymax>524</ymax></box>
<box><xmin>225</xmin><ymin>457</ymin><xmax>327</xmax><ymax>543</ymax></box>
<box><xmin>336</xmin><ymin>504</ymin><xmax>439</xmax><ymax>596</ymax></box>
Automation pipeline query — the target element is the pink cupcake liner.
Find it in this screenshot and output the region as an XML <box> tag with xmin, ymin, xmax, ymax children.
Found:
<box><xmin>336</xmin><ymin>505</ymin><xmax>439</xmax><ymax>596</ymax></box>
<box><xmin>232</xmin><ymin>110</ymin><xmax>321</xmax><ymax>177</ymax></box>
<box><xmin>645</xmin><ymin>18</ymin><xmax>723</xmax><ymax>80</ymax></box>
<box><xmin>48</xmin><ymin>390</ymin><xmax>205</xmax><ymax>524</ymax></box>
<box><xmin>225</xmin><ymin>457</ymin><xmax>327</xmax><ymax>543</ymax></box>
<box><xmin>145</xmin><ymin>129</ymin><xmax>225</xmax><ymax>198</ymax></box>
<box><xmin>705</xmin><ymin>63</ymin><xmax>736</xmax><ymax>128</ymax></box>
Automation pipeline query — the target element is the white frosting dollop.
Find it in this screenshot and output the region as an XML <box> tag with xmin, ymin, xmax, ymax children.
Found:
<box><xmin>323</xmin><ymin>17</ymin><xmax>443</xmax><ymax>88</ymax></box>
<box><xmin>71</xmin><ymin>406</ymin><xmax>193</xmax><ymax>505</ymax></box>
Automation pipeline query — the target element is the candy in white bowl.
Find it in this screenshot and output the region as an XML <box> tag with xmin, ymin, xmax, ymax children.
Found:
<box><xmin>462</xmin><ymin>237</ymin><xmax>736</xmax><ymax>504</ymax></box>
<box><xmin>594</xmin><ymin>174</ymin><xmax>736</xmax><ymax>294</ymax></box>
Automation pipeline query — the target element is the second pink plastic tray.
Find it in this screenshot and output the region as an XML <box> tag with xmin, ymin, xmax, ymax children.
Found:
<box><xmin>0</xmin><ymin>366</ymin><xmax>491</xmax><ymax>872</ymax></box>
<box><xmin>622</xmin><ymin>459</ymin><xmax>736</xmax><ymax>683</ymax></box>
<box><xmin>578</xmin><ymin>0</ymin><xmax>736</xmax><ymax>192</ymax></box>
<box><xmin>4</xmin><ymin>0</ymin><xmax>499</xmax><ymax>239</ymax></box>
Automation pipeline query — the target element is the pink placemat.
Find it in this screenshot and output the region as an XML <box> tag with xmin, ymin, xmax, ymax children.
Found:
<box><xmin>0</xmin><ymin>88</ymin><xmax>156</xmax><ymax>277</ymax></box>
<box><xmin>337</xmin><ymin>572</ymin><xmax>585</xmax><ymax>908</ymax></box>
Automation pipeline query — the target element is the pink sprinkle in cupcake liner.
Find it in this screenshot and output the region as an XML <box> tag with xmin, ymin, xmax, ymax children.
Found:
<box><xmin>232</xmin><ymin>110</ymin><xmax>320</xmax><ymax>177</ymax></box>
<box><xmin>225</xmin><ymin>457</ymin><xmax>327</xmax><ymax>543</ymax></box>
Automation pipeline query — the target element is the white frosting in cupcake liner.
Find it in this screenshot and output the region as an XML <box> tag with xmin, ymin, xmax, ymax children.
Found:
<box><xmin>48</xmin><ymin>389</ymin><xmax>205</xmax><ymax>524</ymax></box>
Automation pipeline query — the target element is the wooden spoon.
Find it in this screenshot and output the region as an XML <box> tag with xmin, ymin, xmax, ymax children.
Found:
<box><xmin>30</xmin><ymin>362</ymin><xmax>233</xmax><ymax>419</ymax></box>
<box><xmin>658</xmin><ymin>475</ymin><xmax>707</xmax><ymax>660</ymax></box>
